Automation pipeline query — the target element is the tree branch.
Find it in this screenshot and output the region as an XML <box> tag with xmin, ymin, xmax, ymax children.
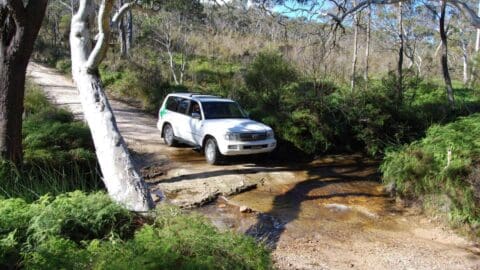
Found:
<box><xmin>323</xmin><ymin>0</ymin><xmax>402</xmax><ymax>25</ymax></box>
<box><xmin>74</xmin><ymin>0</ymin><xmax>93</xmax><ymax>22</ymax></box>
<box><xmin>4</xmin><ymin>0</ymin><xmax>26</xmax><ymax>28</ymax></box>
<box><xmin>57</xmin><ymin>0</ymin><xmax>73</xmax><ymax>12</ymax></box>
<box><xmin>112</xmin><ymin>1</ymin><xmax>136</xmax><ymax>27</ymax></box>
<box><xmin>449</xmin><ymin>0</ymin><xmax>480</xmax><ymax>28</ymax></box>
<box><xmin>85</xmin><ymin>0</ymin><xmax>114</xmax><ymax>70</ymax></box>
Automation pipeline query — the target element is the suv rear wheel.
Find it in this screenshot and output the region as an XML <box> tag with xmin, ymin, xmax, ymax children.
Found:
<box><xmin>205</xmin><ymin>138</ymin><xmax>223</xmax><ymax>165</ymax></box>
<box><xmin>163</xmin><ymin>124</ymin><xmax>177</xmax><ymax>146</ymax></box>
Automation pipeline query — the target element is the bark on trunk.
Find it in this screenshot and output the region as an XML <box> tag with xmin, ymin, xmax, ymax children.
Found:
<box><xmin>440</xmin><ymin>0</ymin><xmax>455</xmax><ymax>110</ymax></box>
<box><xmin>0</xmin><ymin>57</ymin><xmax>27</xmax><ymax>163</ymax></box>
<box><xmin>70</xmin><ymin>0</ymin><xmax>153</xmax><ymax>211</ymax></box>
<box><xmin>126</xmin><ymin>9</ymin><xmax>133</xmax><ymax>52</ymax></box>
<box><xmin>0</xmin><ymin>1</ymin><xmax>48</xmax><ymax>164</ymax></box>
<box><xmin>118</xmin><ymin>0</ymin><xmax>132</xmax><ymax>58</ymax></box>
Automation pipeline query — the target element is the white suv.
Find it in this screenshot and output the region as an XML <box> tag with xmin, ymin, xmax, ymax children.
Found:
<box><xmin>157</xmin><ymin>93</ymin><xmax>276</xmax><ymax>164</ymax></box>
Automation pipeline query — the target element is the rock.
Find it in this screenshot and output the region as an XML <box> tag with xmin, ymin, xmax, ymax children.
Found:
<box><xmin>240</xmin><ymin>205</ymin><xmax>252</xmax><ymax>213</ymax></box>
<box><xmin>151</xmin><ymin>189</ymin><xmax>164</xmax><ymax>202</ymax></box>
<box><xmin>151</xmin><ymin>193</ymin><xmax>161</xmax><ymax>202</ymax></box>
<box><xmin>385</xmin><ymin>182</ymin><xmax>396</xmax><ymax>196</ymax></box>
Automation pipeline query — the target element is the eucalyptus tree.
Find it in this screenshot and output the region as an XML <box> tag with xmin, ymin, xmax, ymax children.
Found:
<box><xmin>69</xmin><ymin>0</ymin><xmax>156</xmax><ymax>211</ymax></box>
<box><xmin>0</xmin><ymin>0</ymin><xmax>48</xmax><ymax>164</ymax></box>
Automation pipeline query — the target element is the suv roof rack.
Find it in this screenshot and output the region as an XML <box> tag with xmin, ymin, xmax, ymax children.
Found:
<box><xmin>190</xmin><ymin>94</ymin><xmax>220</xmax><ymax>98</ymax></box>
<box><xmin>169</xmin><ymin>92</ymin><xmax>222</xmax><ymax>99</ymax></box>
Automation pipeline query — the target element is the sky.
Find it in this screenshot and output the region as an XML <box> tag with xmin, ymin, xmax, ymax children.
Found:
<box><xmin>201</xmin><ymin>0</ymin><xmax>333</xmax><ymax>20</ymax></box>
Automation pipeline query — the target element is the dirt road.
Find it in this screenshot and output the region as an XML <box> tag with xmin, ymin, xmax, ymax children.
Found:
<box><xmin>28</xmin><ymin>63</ymin><xmax>480</xmax><ymax>270</ymax></box>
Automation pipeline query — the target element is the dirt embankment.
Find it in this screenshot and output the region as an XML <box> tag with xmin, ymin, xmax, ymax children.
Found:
<box><xmin>28</xmin><ymin>63</ymin><xmax>480</xmax><ymax>270</ymax></box>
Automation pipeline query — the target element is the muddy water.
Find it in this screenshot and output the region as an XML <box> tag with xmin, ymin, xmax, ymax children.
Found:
<box><xmin>194</xmin><ymin>155</ymin><xmax>480</xmax><ymax>269</ymax></box>
<box><xmin>196</xmin><ymin>154</ymin><xmax>402</xmax><ymax>246</ymax></box>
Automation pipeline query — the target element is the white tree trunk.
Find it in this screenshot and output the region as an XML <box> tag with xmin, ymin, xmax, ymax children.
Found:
<box><xmin>476</xmin><ymin>0</ymin><xmax>480</xmax><ymax>52</ymax></box>
<box><xmin>471</xmin><ymin>0</ymin><xmax>480</xmax><ymax>83</ymax></box>
<box><xmin>70</xmin><ymin>0</ymin><xmax>154</xmax><ymax>212</ymax></box>
<box><xmin>350</xmin><ymin>1</ymin><xmax>359</xmax><ymax>92</ymax></box>
<box><xmin>416</xmin><ymin>54</ymin><xmax>423</xmax><ymax>76</ymax></box>
<box><xmin>364</xmin><ymin>5</ymin><xmax>371</xmax><ymax>82</ymax></box>
<box><xmin>459</xmin><ymin>30</ymin><xmax>469</xmax><ymax>85</ymax></box>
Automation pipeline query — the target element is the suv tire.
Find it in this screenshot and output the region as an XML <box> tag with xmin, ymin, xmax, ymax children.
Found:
<box><xmin>163</xmin><ymin>124</ymin><xmax>177</xmax><ymax>146</ymax></box>
<box><xmin>205</xmin><ymin>138</ymin><xmax>223</xmax><ymax>165</ymax></box>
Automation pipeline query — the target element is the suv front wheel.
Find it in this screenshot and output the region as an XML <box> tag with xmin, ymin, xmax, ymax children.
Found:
<box><xmin>205</xmin><ymin>138</ymin><xmax>223</xmax><ymax>165</ymax></box>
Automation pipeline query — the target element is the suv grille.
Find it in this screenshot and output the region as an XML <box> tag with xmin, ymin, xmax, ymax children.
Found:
<box><xmin>239</xmin><ymin>132</ymin><xmax>267</xmax><ymax>141</ymax></box>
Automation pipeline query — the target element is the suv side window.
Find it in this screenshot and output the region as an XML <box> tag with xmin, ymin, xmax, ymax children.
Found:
<box><xmin>166</xmin><ymin>96</ymin><xmax>180</xmax><ymax>112</ymax></box>
<box><xmin>177</xmin><ymin>99</ymin><xmax>190</xmax><ymax>114</ymax></box>
<box><xmin>187</xmin><ymin>101</ymin><xmax>201</xmax><ymax>118</ymax></box>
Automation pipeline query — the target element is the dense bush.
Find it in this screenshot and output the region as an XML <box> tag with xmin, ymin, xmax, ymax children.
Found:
<box><xmin>381</xmin><ymin>114</ymin><xmax>480</xmax><ymax>232</ymax></box>
<box><xmin>239</xmin><ymin>57</ymin><xmax>480</xmax><ymax>156</ymax></box>
<box><xmin>0</xmin><ymin>192</ymin><xmax>272</xmax><ymax>269</ymax></box>
<box><xmin>99</xmin><ymin>58</ymin><xmax>176</xmax><ymax>113</ymax></box>
<box><xmin>0</xmin><ymin>82</ymin><xmax>101</xmax><ymax>201</ymax></box>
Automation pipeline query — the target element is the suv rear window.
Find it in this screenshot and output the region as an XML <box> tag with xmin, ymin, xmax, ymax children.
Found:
<box><xmin>166</xmin><ymin>96</ymin><xmax>180</xmax><ymax>111</ymax></box>
<box><xmin>165</xmin><ymin>96</ymin><xmax>190</xmax><ymax>114</ymax></box>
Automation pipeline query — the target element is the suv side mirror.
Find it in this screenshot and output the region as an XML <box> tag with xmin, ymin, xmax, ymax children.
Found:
<box><xmin>192</xmin><ymin>112</ymin><xmax>201</xmax><ymax>120</ymax></box>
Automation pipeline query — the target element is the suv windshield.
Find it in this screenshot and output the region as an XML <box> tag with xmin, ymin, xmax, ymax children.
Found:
<box><xmin>201</xmin><ymin>101</ymin><xmax>247</xmax><ymax>119</ymax></box>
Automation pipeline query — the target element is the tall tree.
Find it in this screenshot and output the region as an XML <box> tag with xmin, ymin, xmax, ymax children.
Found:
<box><xmin>458</xmin><ymin>26</ymin><xmax>469</xmax><ymax>85</ymax></box>
<box><xmin>364</xmin><ymin>4</ymin><xmax>371</xmax><ymax>82</ymax></box>
<box><xmin>0</xmin><ymin>0</ymin><xmax>49</xmax><ymax>164</ymax></box>
<box><xmin>118</xmin><ymin>0</ymin><xmax>133</xmax><ymax>58</ymax></box>
<box><xmin>350</xmin><ymin>0</ymin><xmax>359</xmax><ymax>92</ymax></box>
<box><xmin>470</xmin><ymin>0</ymin><xmax>480</xmax><ymax>83</ymax></box>
<box><xmin>397</xmin><ymin>1</ymin><xmax>404</xmax><ymax>103</ymax></box>
<box><xmin>70</xmin><ymin>0</ymin><xmax>154</xmax><ymax>211</ymax></box>
<box><xmin>439</xmin><ymin>0</ymin><xmax>455</xmax><ymax>109</ymax></box>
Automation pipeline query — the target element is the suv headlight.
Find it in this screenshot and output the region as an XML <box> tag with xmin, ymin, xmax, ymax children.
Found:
<box><xmin>266</xmin><ymin>130</ymin><xmax>274</xmax><ymax>139</ymax></box>
<box><xmin>225</xmin><ymin>132</ymin><xmax>241</xmax><ymax>141</ymax></box>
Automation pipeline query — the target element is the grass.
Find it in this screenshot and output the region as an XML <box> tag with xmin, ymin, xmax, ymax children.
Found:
<box><xmin>0</xmin><ymin>81</ymin><xmax>102</xmax><ymax>201</ymax></box>
<box><xmin>0</xmin><ymin>192</ymin><xmax>272</xmax><ymax>269</ymax></box>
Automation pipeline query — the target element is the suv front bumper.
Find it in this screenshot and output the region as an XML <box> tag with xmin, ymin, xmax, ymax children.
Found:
<box><xmin>218</xmin><ymin>138</ymin><xmax>277</xmax><ymax>156</ymax></box>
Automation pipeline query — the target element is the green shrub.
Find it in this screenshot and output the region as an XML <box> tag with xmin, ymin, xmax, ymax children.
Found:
<box><xmin>55</xmin><ymin>59</ymin><xmax>71</xmax><ymax>74</ymax></box>
<box><xmin>100</xmin><ymin>60</ymin><xmax>172</xmax><ymax>113</ymax></box>
<box><xmin>23</xmin><ymin>120</ymin><xmax>94</xmax><ymax>164</ymax></box>
<box><xmin>23</xmin><ymin>81</ymin><xmax>52</xmax><ymax>116</ymax></box>
<box><xmin>0</xmin><ymin>82</ymin><xmax>102</xmax><ymax>201</ymax></box>
<box><xmin>23</xmin><ymin>236</ymin><xmax>90</xmax><ymax>269</ymax></box>
<box><xmin>0</xmin><ymin>198</ymin><xmax>37</xmax><ymax>267</ymax></box>
<box><xmin>28</xmin><ymin>191</ymin><xmax>135</xmax><ymax>244</ymax></box>
<box><xmin>381</xmin><ymin>114</ymin><xmax>480</xmax><ymax>231</ymax></box>
<box><xmin>245</xmin><ymin>51</ymin><xmax>298</xmax><ymax>95</ymax></box>
<box><xmin>87</xmin><ymin>206</ymin><xmax>272</xmax><ymax>270</ymax></box>
<box><xmin>0</xmin><ymin>194</ymin><xmax>271</xmax><ymax>270</ymax></box>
